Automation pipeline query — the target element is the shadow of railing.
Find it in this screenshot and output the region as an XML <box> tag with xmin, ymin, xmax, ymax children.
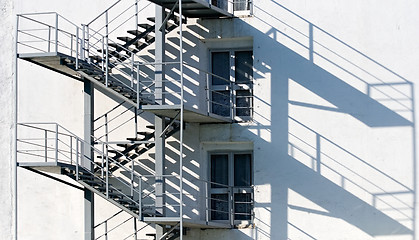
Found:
<box><xmin>288</xmin><ymin>116</ymin><xmax>414</xmax><ymax>231</ymax></box>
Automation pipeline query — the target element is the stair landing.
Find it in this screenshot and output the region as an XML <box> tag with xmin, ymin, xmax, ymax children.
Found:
<box><xmin>143</xmin><ymin>217</ymin><xmax>231</xmax><ymax>229</ymax></box>
<box><xmin>142</xmin><ymin>104</ymin><xmax>230</xmax><ymax>123</ymax></box>
<box><xmin>149</xmin><ymin>0</ymin><xmax>233</xmax><ymax>18</ymax></box>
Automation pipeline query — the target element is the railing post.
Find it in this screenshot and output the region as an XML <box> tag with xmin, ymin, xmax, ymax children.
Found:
<box><xmin>206</xmin><ymin>74</ymin><xmax>210</xmax><ymax>114</ymax></box>
<box><xmin>76</xmin><ymin>139</ymin><xmax>79</xmax><ymax>180</ymax></box>
<box><xmin>44</xmin><ymin>130</ymin><xmax>48</xmax><ymax>162</ymax></box>
<box><xmin>104</xmin><ymin>114</ymin><xmax>109</xmax><ymax>142</ymax></box>
<box><xmin>86</xmin><ymin>25</ymin><xmax>90</xmax><ymax>63</ymax></box>
<box><xmin>48</xmin><ymin>26</ymin><xmax>51</xmax><ymax>52</ymax></box>
<box><xmin>134</xmin><ymin>108</ymin><xmax>138</xmax><ymax>138</ymax></box>
<box><xmin>55</xmin><ymin>13</ymin><xmax>58</xmax><ymax>53</ymax></box>
<box><xmin>131</xmin><ymin>159</ymin><xmax>134</xmax><ymax>196</ymax></box>
<box><xmin>131</xmin><ymin>53</ymin><xmax>134</xmax><ymax>88</ymax></box>
<box><xmin>135</xmin><ymin>0</ymin><xmax>139</xmax><ymax>32</ymax></box>
<box><xmin>104</xmin><ymin>220</ymin><xmax>108</xmax><ymax>240</ymax></box>
<box><xmin>230</xmin><ymin>80</ymin><xmax>234</xmax><ymax>120</ymax></box>
<box><xmin>133</xmin><ymin>218</ymin><xmax>137</xmax><ymax>240</ymax></box>
<box><xmin>205</xmin><ymin>181</ymin><xmax>209</xmax><ymax>222</ymax></box>
<box><xmin>229</xmin><ymin>186</ymin><xmax>233</xmax><ymax>227</ymax></box>
<box><xmin>55</xmin><ymin>124</ymin><xmax>59</xmax><ymax>164</ymax></box>
<box><xmin>101</xmin><ymin>142</ymin><xmax>105</xmax><ymax>178</ymax></box>
<box><xmin>101</xmin><ymin>36</ymin><xmax>105</xmax><ymax>71</ymax></box>
<box><xmin>138</xmin><ymin>177</ymin><xmax>142</xmax><ymax>220</ymax></box>
<box><xmin>75</xmin><ymin>27</ymin><xmax>79</xmax><ymax>70</ymax></box>
<box><xmin>81</xmin><ymin>25</ymin><xmax>86</xmax><ymax>60</ymax></box>
<box><xmin>70</xmin><ymin>34</ymin><xmax>73</xmax><ymax>57</ymax></box>
<box><xmin>70</xmin><ymin>136</ymin><xmax>73</xmax><ymax>165</ymax></box>
<box><xmin>136</xmin><ymin>64</ymin><xmax>140</xmax><ymax>109</ymax></box>
<box><xmin>105</xmin><ymin>11</ymin><xmax>109</xmax><ymax>87</ymax></box>
<box><xmin>106</xmin><ymin>153</ymin><xmax>109</xmax><ymax>198</ymax></box>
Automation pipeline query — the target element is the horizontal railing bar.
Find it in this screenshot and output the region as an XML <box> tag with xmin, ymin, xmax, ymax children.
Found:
<box><xmin>94</xmin><ymin>101</ymin><xmax>126</xmax><ymax>122</ymax></box>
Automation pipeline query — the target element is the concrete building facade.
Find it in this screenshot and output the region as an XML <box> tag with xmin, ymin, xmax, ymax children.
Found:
<box><xmin>1</xmin><ymin>0</ymin><xmax>419</xmax><ymax>239</ymax></box>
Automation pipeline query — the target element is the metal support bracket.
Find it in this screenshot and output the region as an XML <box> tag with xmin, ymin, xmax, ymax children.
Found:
<box><xmin>159</xmin><ymin>223</ymin><xmax>180</xmax><ymax>240</ymax></box>
<box><xmin>159</xmin><ymin>111</ymin><xmax>180</xmax><ymax>138</ymax></box>
<box><xmin>159</xmin><ymin>0</ymin><xmax>179</xmax><ymax>32</ymax></box>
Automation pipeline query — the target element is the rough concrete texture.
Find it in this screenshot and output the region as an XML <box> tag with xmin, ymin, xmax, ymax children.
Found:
<box><xmin>0</xmin><ymin>0</ymin><xmax>15</xmax><ymax>238</ymax></box>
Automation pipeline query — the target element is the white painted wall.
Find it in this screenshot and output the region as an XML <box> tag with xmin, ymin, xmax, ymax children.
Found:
<box><xmin>2</xmin><ymin>0</ymin><xmax>419</xmax><ymax>239</ymax></box>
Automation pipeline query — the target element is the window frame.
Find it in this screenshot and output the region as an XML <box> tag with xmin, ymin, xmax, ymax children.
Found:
<box><xmin>208</xmin><ymin>151</ymin><xmax>254</xmax><ymax>225</ymax></box>
<box><xmin>209</xmin><ymin>49</ymin><xmax>254</xmax><ymax>122</ymax></box>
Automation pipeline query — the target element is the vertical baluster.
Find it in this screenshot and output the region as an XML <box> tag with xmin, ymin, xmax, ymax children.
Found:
<box><xmin>105</xmin><ymin>11</ymin><xmax>109</xmax><ymax>87</ymax></box>
<box><xmin>136</xmin><ymin>64</ymin><xmax>140</xmax><ymax>109</ymax></box>
<box><xmin>138</xmin><ymin>177</ymin><xmax>142</xmax><ymax>220</ymax></box>
<box><xmin>48</xmin><ymin>26</ymin><xmax>51</xmax><ymax>52</ymax></box>
<box><xmin>70</xmin><ymin>136</ymin><xmax>73</xmax><ymax>165</ymax></box>
<box><xmin>82</xmin><ymin>25</ymin><xmax>85</xmax><ymax>60</ymax></box>
<box><xmin>76</xmin><ymin>27</ymin><xmax>79</xmax><ymax>70</ymax></box>
<box><xmin>106</xmin><ymin>153</ymin><xmax>109</xmax><ymax>198</ymax></box>
<box><xmin>55</xmin><ymin>124</ymin><xmax>58</xmax><ymax>163</ymax></box>
<box><xmin>104</xmin><ymin>220</ymin><xmax>108</xmax><ymax>240</ymax></box>
<box><xmin>101</xmin><ymin>36</ymin><xmax>104</xmax><ymax>71</ymax></box>
<box><xmin>101</xmin><ymin>142</ymin><xmax>104</xmax><ymax>178</ymax></box>
<box><xmin>76</xmin><ymin>139</ymin><xmax>79</xmax><ymax>180</ymax></box>
<box><xmin>205</xmin><ymin>181</ymin><xmax>209</xmax><ymax>222</ymax></box>
<box><xmin>44</xmin><ymin>130</ymin><xmax>48</xmax><ymax>162</ymax></box>
<box><xmin>131</xmin><ymin>53</ymin><xmax>134</xmax><ymax>88</ymax></box>
<box><xmin>55</xmin><ymin>13</ymin><xmax>58</xmax><ymax>53</ymax></box>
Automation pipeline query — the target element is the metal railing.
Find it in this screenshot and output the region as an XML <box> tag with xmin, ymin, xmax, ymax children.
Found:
<box><xmin>16</xmin><ymin>123</ymin><xmax>144</xmax><ymax>216</ymax></box>
<box><xmin>17</xmin><ymin>122</ymin><xmax>253</xmax><ymax>226</ymax></box>
<box><xmin>17</xmin><ymin>12</ymin><xmax>81</xmax><ymax>66</ymax></box>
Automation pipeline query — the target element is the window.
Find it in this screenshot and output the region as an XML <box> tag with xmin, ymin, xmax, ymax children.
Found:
<box><xmin>210</xmin><ymin>50</ymin><xmax>253</xmax><ymax>121</ymax></box>
<box><xmin>209</xmin><ymin>152</ymin><xmax>253</xmax><ymax>222</ymax></box>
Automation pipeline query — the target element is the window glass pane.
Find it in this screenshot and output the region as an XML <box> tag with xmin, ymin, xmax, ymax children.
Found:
<box><xmin>235</xmin><ymin>51</ymin><xmax>253</xmax><ymax>84</ymax></box>
<box><xmin>234</xmin><ymin>193</ymin><xmax>252</xmax><ymax>220</ymax></box>
<box><xmin>212</xmin><ymin>52</ymin><xmax>230</xmax><ymax>86</ymax></box>
<box><xmin>236</xmin><ymin>90</ymin><xmax>252</xmax><ymax>117</ymax></box>
<box><xmin>212</xmin><ymin>90</ymin><xmax>230</xmax><ymax>117</ymax></box>
<box><xmin>234</xmin><ymin>153</ymin><xmax>251</xmax><ymax>186</ymax></box>
<box><xmin>234</xmin><ymin>0</ymin><xmax>250</xmax><ymax>11</ymax></box>
<box><xmin>211</xmin><ymin>154</ymin><xmax>229</xmax><ymax>188</ymax></box>
<box><xmin>211</xmin><ymin>194</ymin><xmax>229</xmax><ymax>220</ymax></box>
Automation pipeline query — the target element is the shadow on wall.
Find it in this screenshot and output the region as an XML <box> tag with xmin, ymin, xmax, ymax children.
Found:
<box><xmin>196</xmin><ymin>1</ymin><xmax>415</xmax><ymax>240</ymax></box>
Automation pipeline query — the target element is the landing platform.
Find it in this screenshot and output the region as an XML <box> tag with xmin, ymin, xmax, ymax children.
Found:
<box><xmin>18</xmin><ymin>52</ymin><xmax>81</xmax><ymax>80</ymax></box>
<box><xmin>17</xmin><ymin>161</ymin><xmax>74</xmax><ymax>174</ymax></box>
<box><xmin>149</xmin><ymin>0</ymin><xmax>233</xmax><ymax>18</ymax></box>
<box><xmin>143</xmin><ymin>217</ymin><xmax>231</xmax><ymax>229</ymax></box>
<box><xmin>142</xmin><ymin>104</ymin><xmax>231</xmax><ymax>123</ymax></box>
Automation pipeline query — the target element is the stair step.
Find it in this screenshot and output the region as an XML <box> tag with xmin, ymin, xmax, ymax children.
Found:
<box><xmin>126</xmin><ymin>137</ymin><xmax>144</xmax><ymax>141</ymax></box>
<box><xmin>83</xmin><ymin>179</ymin><xmax>105</xmax><ymax>186</ymax></box>
<box><xmin>95</xmin><ymin>185</ymin><xmax>117</xmax><ymax>192</ymax></box>
<box><xmin>138</xmin><ymin>23</ymin><xmax>153</xmax><ymax>30</ymax></box>
<box><xmin>108</xmin><ymin>43</ymin><xmax>122</xmax><ymax>49</ymax></box>
<box><xmin>137</xmin><ymin>131</ymin><xmax>153</xmax><ymax>136</ymax></box>
<box><xmin>147</xmin><ymin>17</ymin><xmax>155</xmax><ymax>23</ymax></box>
<box><xmin>134</xmin><ymin>42</ymin><xmax>149</xmax><ymax>51</ymax></box>
<box><xmin>146</xmin><ymin>125</ymin><xmax>155</xmax><ymax>130</ymax></box>
<box><xmin>117</xmin><ymin>36</ymin><xmax>134</xmax><ymax>43</ymax></box>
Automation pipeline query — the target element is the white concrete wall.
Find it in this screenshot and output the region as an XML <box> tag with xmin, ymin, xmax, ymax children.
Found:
<box><xmin>2</xmin><ymin>0</ymin><xmax>419</xmax><ymax>239</ymax></box>
<box><xmin>184</xmin><ymin>0</ymin><xmax>419</xmax><ymax>239</ymax></box>
<box><xmin>0</xmin><ymin>0</ymin><xmax>16</xmax><ymax>239</ymax></box>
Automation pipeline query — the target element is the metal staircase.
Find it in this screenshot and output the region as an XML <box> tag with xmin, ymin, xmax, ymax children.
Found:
<box><xmin>15</xmin><ymin>0</ymin><xmax>246</xmax><ymax>239</ymax></box>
